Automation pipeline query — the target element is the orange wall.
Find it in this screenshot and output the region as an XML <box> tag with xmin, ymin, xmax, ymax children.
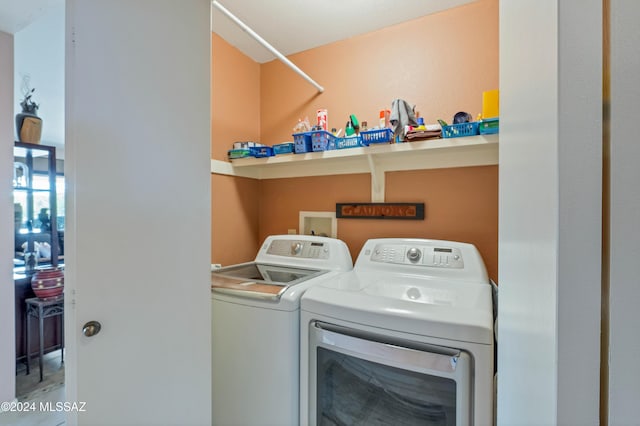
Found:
<box><xmin>258</xmin><ymin>166</ymin><xmax>498</xmax><ymax>282</ymax></box>
<box><xmin>211</xmin><ymin>32</ymin><xmax>261</xmax><ymax>160</ymax></box>
<box><xmin>211</xmin><ymin>174</ymin><xmax>260</xmax><ymax>266</ymax></box>
<box><xmin>211</xmin><ymin>33</ymin><xmax>261</xmax><ymax>264</ymax></box>
<box><xmin>211</xmin><ymin>0</ymin><xmax>500</xmax><ymax>280</ymax></box>
<box><xmin>260</xmin><ymin>0</ymin><xmax>498</xmax><ymax>145</ymax></box>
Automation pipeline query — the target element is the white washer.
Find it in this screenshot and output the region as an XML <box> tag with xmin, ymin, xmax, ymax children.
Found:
<box><xmin>211</xmin><ymin>235</ymin><xmax>353</xmax><ymax>426</ymax></box>
<box><xmin>300</xmin><ymin>238</ymin><xmax>494</xmax><ymax>426</ymax></box>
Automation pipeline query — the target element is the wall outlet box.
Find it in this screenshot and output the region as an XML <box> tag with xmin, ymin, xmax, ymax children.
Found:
<box><xmin>287</xmin><ymin>229</ymin><xmax>297</xmax><ymax>235</ymax></box>
<box><xmin>299</xmin><ymin>211</ymin><xmax>337</xmax><ymax>238</ymax></box>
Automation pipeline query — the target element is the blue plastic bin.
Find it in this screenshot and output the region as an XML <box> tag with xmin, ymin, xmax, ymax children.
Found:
<box><xmin>311</xmin><ymin>130</ymin><xmax>336</xmax><ymax>152</ymax></box>
<box><xmin>293</xmin><ymin>132</ymin><xmax>313</xmax><ymax>153</ymax></box>
<box><xmin>249</xmin><ymin>146</ymin><xmax>274</xmax><ymax>158</ymax></box>
<box><xmin>361</xmin><ymin>128</ymin><xmax>393</xmax><ymax>144</ymax></box>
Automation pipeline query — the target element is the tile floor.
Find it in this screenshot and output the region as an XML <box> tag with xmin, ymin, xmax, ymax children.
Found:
<box><xmin>1</xmin><ymin>351</ymin><xmax>65</xmax><ymax>426</ymax></box>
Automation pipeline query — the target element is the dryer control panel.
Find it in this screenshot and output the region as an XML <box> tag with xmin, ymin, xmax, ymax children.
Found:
<box><xmin>369</xmin><ymin>244</ymin><xmax>464</xmax><ymax>269</ymax></box>
<box><xmin>357</xmin><ymin>238</ymin><xmax>488</xmax><ymax>283</ymax></box>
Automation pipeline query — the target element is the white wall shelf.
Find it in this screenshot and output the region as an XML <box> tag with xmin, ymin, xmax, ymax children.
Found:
<box><xmin>211</xmin><ymin>134</ymin><xmax>498</xmax><ymax>201</ymax></box>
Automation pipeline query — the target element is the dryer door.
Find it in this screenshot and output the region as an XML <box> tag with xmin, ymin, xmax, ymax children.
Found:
<box><xmin>308</xmin><ymin>321</ymin><xmax>472</xmax><ymax>426</ymax></box>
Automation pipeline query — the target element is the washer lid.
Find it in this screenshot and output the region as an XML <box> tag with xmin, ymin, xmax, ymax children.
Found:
<box><xmin>211</xmin><ymin>262</ymin><xmax>327</xmax><ymax>301</ymax></box>
<box><xmin>301</xmin><ymin>271</ymin><xmax>494</xmax><ymax>345</ymax></box>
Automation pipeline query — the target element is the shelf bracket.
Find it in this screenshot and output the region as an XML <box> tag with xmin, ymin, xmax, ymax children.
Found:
<box><xmin>367</xmin><ymin>154</ymin><xmax>385</xmax><ymax>202</ymax></box>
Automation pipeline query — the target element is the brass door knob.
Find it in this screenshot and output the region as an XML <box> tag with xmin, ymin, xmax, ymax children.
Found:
<box><xmin>82</xmin><ymin>321</ymin><xmax>101</xmax><ymax>337</ymax></box>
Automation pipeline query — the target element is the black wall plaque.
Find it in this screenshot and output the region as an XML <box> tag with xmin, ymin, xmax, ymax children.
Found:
<box><xmin>336</xmin><ymin>203</ymin><xmax>425</xmax><ymax>220</ymax></box>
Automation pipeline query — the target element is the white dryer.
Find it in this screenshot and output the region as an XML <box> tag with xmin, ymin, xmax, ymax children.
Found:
<box><xmin>211</xmin><ymin>235</ymin><xmax>353</xmax><ymax>426</ymax></box>
<box><xmin>300</xmin><ymin>238</ymin><xmax>494</xmax><ymax>426</ymax></box>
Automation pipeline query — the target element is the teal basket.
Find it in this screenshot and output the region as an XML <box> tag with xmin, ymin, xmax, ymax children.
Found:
<box><xmin>228</xmin><ymin>149</ymin><xmax>251</xmax><ymax>159</ymax></box>
<box><xmin>442</xmin><ymin>122</ymin><xmax>479</xmax><ymax>139</ymax></box>
<box><xmin>335</xmin><ymin>136</ymin><xmax>365</xmax><ymax>150</ymax></box>
<box><xmin>273</xmin><ymin>142</ymin><xmax>295</xmax><ymax>154</ymax></box>
<box><xmin>479</xmin><ymin>118</ymin><xmax>499</xmax><ymax>135</ymax></box>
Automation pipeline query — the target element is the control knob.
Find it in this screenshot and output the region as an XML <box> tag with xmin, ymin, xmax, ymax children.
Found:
<box><xmin>291</xmin><ymin>242</ymin><xmax>303</xmax><ymax>255</ymax></box>
<box><xmin>407</xmin><ymin>247</ymin><xmax>421</xmax><ymax>263</ymax></box>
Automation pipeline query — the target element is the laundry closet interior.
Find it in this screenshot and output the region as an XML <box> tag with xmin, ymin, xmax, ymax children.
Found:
<box><xmin>210</xmin><ymin>1</ymin><xmax>499</xmax><ymax>425</ymax></box>
<box><xmin>210</xmin><ymin>0</ymin><xmax>499</xmax><ymax>281</ymax></box>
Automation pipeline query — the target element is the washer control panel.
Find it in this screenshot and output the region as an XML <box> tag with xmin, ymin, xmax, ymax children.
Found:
<box><xmin>266</xmin><ymin>239</ymin><xmax>330</xmax><ymax>259</ymax></box>
<box><xmin>369</xmin><ymin>244</ymin><xmax>464</xmax><ymax>269</ymax></box>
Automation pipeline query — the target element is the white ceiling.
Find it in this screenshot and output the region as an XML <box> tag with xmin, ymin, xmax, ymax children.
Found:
<box><xmin>0</xmin><ymin>0</ymin><xmax>55</xmax><ymax>34</ymax></box>
<box><xmin>211</xmin><ymin>0</ymin><xmax>476</xmax><ymax>63</ymax></box>
<box><xmin>0</xmin><ymin>0</ymin><xmax>476</xmax><ymax>157</ymax></box>
<box><xmin>0</xmin><ymin>0</ymin><xmax>478</xmax><ymax>62</ymax></box>
<box><xmin>0</xmin><ymin>0</ymin><xmax>479</xmax><ymax>58</ymax></box>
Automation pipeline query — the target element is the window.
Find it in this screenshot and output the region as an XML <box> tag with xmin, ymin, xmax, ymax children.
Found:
<box><xmin>14</xmin><ymin>173</ymin><xmax>65</xmax><ymax>233</ymax></box>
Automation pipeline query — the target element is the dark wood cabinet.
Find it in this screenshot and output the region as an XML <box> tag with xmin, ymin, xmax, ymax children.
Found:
<box><xmin>13</xmin><ymin>141</ymin><xmax>60</xmax><ymax>269</ymax></box>
<box><xmin>13</xmin><ymin>141</ymin><xmax>63</xmax><ymax>364</ymax></box>
<box><xmin>14</xmin><ymin>275</ymin><xmax>63</xmax><ymax>363</ymax></box>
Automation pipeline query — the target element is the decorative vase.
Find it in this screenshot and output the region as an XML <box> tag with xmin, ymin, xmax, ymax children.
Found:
<box><xmin>16</xmin><ymin>111</ymin><xmax>42</xmax><ymax>144</ymax></box>
<box><xmin>31</xmin><ymin>267</ymin><xmax>64</xmax><ymax>299</ymax></box>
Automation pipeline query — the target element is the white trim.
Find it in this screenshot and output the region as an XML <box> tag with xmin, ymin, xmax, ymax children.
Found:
<box><xmin>211</xmin><ymin>135</ymin><xmax>499</xmax><ymax>202</ymax></box>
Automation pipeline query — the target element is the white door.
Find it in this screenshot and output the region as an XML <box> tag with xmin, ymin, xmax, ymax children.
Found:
<box><xmin>64</xmin><ymin>1</ymin><xmax>211</xmax><ymax>424</ymax></box>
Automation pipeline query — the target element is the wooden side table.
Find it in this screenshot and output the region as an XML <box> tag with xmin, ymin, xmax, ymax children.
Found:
<box><xmin>25</xmin><ymin>296</ymin><xmax>64</xmax><ymax>382</ymax></box>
